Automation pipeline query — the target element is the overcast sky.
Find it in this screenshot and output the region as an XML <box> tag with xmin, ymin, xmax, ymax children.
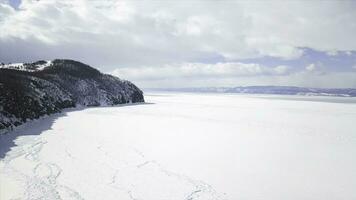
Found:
<box><xmin>1</xmin><ymin>0</ymin><xmax>356</xmax><ymax>88</ymax></box>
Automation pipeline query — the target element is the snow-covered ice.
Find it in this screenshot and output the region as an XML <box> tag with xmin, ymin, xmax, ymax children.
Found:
<box><xmin>1</xmin><ymin>93</ymin><xmax>356</xmax><ymax>200</ymax></box>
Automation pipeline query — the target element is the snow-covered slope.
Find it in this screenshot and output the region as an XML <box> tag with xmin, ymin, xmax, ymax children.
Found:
<box><xmin>0</xmin><ymin>59</ymin><xmax>144</xmax><ymax>134</ymax></box>
<box><xmin>0</xmin><ymin>60</ymin><xmax>53</xmax><ymax>72</ymax></box>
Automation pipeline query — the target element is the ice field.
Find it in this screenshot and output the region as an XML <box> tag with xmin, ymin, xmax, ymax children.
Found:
<box><xmin>1</xmin><ymin>93</ymin><xmax>356</xmax><ymax>200</ymax></box>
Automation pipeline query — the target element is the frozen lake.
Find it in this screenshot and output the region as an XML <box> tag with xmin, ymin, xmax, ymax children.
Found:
<box><xmin>1</xmin><ymin>93</ymin><xmax>356</xmax><ymax>200</ymax></box>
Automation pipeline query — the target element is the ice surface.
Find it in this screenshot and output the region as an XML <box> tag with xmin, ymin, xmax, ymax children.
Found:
<box><xmin>1</xmin><ymin>93</ymin><xmax>356</xmax><ymax>200</ymax></box>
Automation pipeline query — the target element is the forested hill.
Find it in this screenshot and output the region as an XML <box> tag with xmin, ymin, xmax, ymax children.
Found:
<box><xmin>0</xmin><ymin>59</ymin><xmax>144</xmax><ymax>133</ymax></box>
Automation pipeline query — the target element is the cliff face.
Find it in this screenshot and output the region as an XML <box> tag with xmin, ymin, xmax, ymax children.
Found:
<box><xmin>0</xmin><ymin>59</ymin><xmax>144</xmax><ymax>133</ymax></box>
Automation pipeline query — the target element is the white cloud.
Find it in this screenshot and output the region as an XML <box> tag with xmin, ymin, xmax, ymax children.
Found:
<box><xmin>346</xmin><ymin>51</ymin><xmax>353</xmax><ymax>56</ymax></box>
<box><xmin>274</xmin><ymin>65</ymin><xmax>290</xmax><ymax>74</ymax></box>
<box><xmin>112</xmin><ymin>62</ymin><xmax>290</xmax><ymax>81</ymax></box>
<box><xmin>0</xmin><ymin>3</ymin><xmax>14</xmax><ymax>19</ymax></box>
<box><xmin>326</xmin><ymin>50</ymin><xmax>339</xmax><ymax>56</ymax></box>
<box><xmin>124</xmin><ymin>70</ymin><xmax>356</xmax><ymax>89</ymax></box>
<box><xmin>112</xmin><ymin>62</ymin><xmax>356</xmax><ymax>89</ymax></box>
<box><xmin>1</xmin><ymin>0</ymin><xmax>356</xmax><ymax>64</ymax></box>
<box><xmin>306</xmin><ymin>63</ymin><xmax>316</xmax><ymax>72</ymax></box>
<box><xmin>1</xmin><ymin>0</ymin><xmax>356</xmax><ymax>88</ymax></box>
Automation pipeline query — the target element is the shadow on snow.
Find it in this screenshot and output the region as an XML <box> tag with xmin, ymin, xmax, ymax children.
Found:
<box><xmin>0</xmin><ymin>102</ymin><xmax>152</xmax><ymax>159</ymax></box>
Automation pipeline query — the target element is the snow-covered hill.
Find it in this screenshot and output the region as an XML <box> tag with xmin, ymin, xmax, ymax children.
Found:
<box><xmin>148</xmin><ymin>86</ymin><xmax>356</xmax><ymax>97</ymax></box>
<box><xmin>0</xmin><ymin>60</ymin><xmax>53</xmax><ymax>72</ymax></box>
<box><xmin>0</xmin><ymin>59</ymin><xmax>144</xmax><ymax>134</ymax></box>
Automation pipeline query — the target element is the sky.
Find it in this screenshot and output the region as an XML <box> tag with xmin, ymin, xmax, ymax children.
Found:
<box><xmin>1</xmin><ymin>0</ymin><xmax>356</xmax><ymax>88</ymax></box>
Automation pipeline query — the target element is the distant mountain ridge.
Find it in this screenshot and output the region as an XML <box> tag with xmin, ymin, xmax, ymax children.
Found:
<box><xmin>0</xmin><ymin>59</ymin><xmax>144</xmax><ymax>133</ymax></box>
<box><xmin>147</xmin><ymin>86</ymin><xmax>356</xmax><ymax>97</ymax></box>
